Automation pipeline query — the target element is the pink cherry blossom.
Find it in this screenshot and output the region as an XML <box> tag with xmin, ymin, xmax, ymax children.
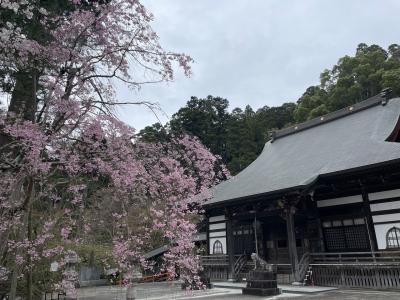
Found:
<box><xmin>0</xmin><ymin>1</ymin><xmax>229</xmax><ymax>297</ymax></box>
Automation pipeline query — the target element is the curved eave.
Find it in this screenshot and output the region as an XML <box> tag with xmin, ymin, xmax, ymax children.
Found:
<box><xmin>205</xmin><ymin>157</ymin><xmax>400</xmax><ymax>209</ymax></box>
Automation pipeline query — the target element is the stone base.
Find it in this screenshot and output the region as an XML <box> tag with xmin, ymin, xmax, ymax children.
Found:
<box><xmin>242</xmin><ymin>270</ymin><xmax>281</xmax><ymax>297</ymax></box>
<box><xmin>242</xmin><ymin>287</ymin><xmax>281</xmax><ymax>296</ymax></box>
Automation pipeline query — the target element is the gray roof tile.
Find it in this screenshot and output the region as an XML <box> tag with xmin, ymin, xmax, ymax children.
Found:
<box><xmin>206</xmin><ymin>97</ymin><xmax>400</xmax><ymax>205</ymax></box>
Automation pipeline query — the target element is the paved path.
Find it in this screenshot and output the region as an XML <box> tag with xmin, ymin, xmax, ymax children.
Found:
<box><xmin>76</xmin><ymin>283</ymin><xmax>241</xmax><ymax>299</ymax></box>
<box><xmin>74</xmin><ymin>283</ymin><xmax>400</xmax><ymax>299</ymax></box>
<box><xmin>213</xmin><ymin>281</ymin><xmax>337</xmax><ymax>294</ymax></box>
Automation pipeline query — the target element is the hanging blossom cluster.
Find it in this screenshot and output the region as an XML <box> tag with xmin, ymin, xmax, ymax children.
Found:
<box><xmin>0</xmin><ymin>0</ymin><xmax>228</xmax><ymax>296</ymax></box>
<box><xmin>0</xmin><ymin>0</ymin><xmax>192</xmax><ymax>84</ymax></box>
<box><xmin>128</xmin><ymin>136</ymin><xmax>229</xmax><ymax>285</ymax></box>
<box><xmin>0</xmin><ymin>111</ymin><xmax>229</xmax><ymax>292</ymax></box>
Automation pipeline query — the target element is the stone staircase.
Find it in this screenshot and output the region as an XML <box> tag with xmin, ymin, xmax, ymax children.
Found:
<box><xmin>235</xmin><ymin>252</ymin><xmax>312</xmax><ymax>285</ymax></box>
<box><xmin>235</xmin><ymin>260</ymin><xmax>254</xmax><ymax>282</ymax></box>
<box><xmin>302</xmin><ymin>266</ymin><xmax>313</xmax><ymax>286</ymax></box>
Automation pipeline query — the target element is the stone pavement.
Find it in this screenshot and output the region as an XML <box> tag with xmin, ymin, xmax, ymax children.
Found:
<box><xmin>74</xmin><ymin>282</ymin><xmax>400</xmax><ymax>299</ymax></box>
<box><xmin>212</xmin><ymin>281</ymin><xmax>337</xmax><ymax>294</ymax></box>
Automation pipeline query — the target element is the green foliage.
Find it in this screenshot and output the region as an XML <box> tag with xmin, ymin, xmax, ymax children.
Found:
<box><xmin>140</xmin><ymin>98</ymin><xmax>294</xmax><ymax>175</ymax></box>
<box><xmin>294</xmin><ymin>43</ymin><xmax>400</xmax><ymax>122</ymax></box>
<box><xmin>138</xmin><ymin>123</ymin><xmax>169</xmax><ymax>143</ymax></box>
<box><xmin>169</xmin><ymin>96</ymin><xmax>230</xmax><ymax>162</ymax></box>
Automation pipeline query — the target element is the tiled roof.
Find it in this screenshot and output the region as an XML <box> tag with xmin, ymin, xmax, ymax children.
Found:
<box><xmin>207</xmin><ymin>95</ymin><xmax>400</xmax><ymax>206</ymax></box>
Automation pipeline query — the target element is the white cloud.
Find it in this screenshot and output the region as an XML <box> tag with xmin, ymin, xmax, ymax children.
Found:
<box><xmin>116</xmin><ymin>0</ymin><xmax>400</xmax><ymax>130</ymax></box>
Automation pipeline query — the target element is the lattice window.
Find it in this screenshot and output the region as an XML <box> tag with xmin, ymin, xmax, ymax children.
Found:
<box><xmin>324</xmin><ymin>227</ymin><xmax>346</xmax><ymax>250</ymax></box>
<box><xmin>323</xmin><ymin>217</ymin><xmax>370</xmax><ymax>251</ymax></box>
<box><xmin>344</xmin><ymin>226</ymin><xmax>368</xmax><ymax>249</ymax></box>
<box><xmin>213</xmin><ymin>240</ymin><xmax>223</xmax><ymax>254</ymax></box>
<box><xmin>386</xmin><ymin>227</ymin><xmax>400</xmax><ymax>249</ymax></box>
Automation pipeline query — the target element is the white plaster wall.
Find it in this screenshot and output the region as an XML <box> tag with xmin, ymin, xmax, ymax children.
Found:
<box><xmin>209</xmin><ymin>215</ymin><xmax>226</xmax><ymax>222</ymax></box>
<box><xmin>209</xmin><ymin>231</ymin><xmax>226</xmax><ymax>238</ymax></box>
<box><xmin>317</xmin><ymin>195</ymin><xmax>362</xmax><ymax>207</ymax></box>
<box><xmin>370</xmin><ymin>200</ymin><xmax>400</xmax><ymax>212</ymax></box>
<box><xmin>369</xmin><ymin>189</ymin><xmax>400</xmax><ymax>201</ymax></box>
<box><xmin>372</xmin><ymin>213</ymin><xmax>400</xmax><ymax>223</ymax></box>
<box><xmin>209</xmin><ymin>222</ymin><xmax>226</xmax><ymax>230</ymax></box>
<box><xmin>209</xmin><ymin>237</ymin><xmax>226</xmax><ymax>254</ymax></box>
<box><xmin>374</xmin><ymin>222</ymin><xmax>400</xmax><ymax>249</ymax></box>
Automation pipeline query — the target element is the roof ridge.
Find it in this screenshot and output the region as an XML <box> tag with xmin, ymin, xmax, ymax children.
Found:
<box><xmin>271</xmin><ymin>91</ymin><xmax>392</xmax><ymax>142</ymax></box>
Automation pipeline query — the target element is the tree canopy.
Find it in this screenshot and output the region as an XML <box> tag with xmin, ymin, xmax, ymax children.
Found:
<box><xmin>294</xmin><ymin>43</ymin><xmax>400</xmax><ymax>122</ymax></box>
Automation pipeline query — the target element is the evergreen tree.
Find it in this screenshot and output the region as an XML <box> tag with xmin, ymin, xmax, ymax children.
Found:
<box><xmin>294</xmin><ymin>43</ymin><xmax>400</xmax><ymax>122</ymax></box>
<box><xmin>169</xmin><ymin>96</ymin><xmax>230</xmax><ymax>162</ymax></box>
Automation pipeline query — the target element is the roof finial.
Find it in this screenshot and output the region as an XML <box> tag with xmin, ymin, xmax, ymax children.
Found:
<box><xmin>380</xmin><ymin>88</ymin><xmax>393</xmax><ymax>105</ymax></box>
<box><xmin>270</xmin><ymin>131</ymin><xmax>276</xmax><ymax>143</ymax></box>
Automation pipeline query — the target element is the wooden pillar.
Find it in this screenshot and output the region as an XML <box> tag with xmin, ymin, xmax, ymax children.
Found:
<box><xmin>205</xmin><ymin>215</ymin><xmax>210</xmax><ymax>255</ymax></box>
<box><xmin>316</xmin><ymin>218</ymin><xmax>326</xmax><ymax>252</ymax></box>
<box><xmin>361</xmin><ymin>187</ymin><xmax>378</xmax><ymax>251</ymax></box>
<box><xmin>311</xmin><ymin>195</ymin><xmax>326</xmax><ymax>252</ymax></box>
<box><xmin>286</xmin><ymin>205</ymin><xmax>300</xmax><ymax>282</ymax></box>
<box><xmin>225</xmin><ymin>209</ymin><xmax>235</xmax><ymax>280</ymax></box>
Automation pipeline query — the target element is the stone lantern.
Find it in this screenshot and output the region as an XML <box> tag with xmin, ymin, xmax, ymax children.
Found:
<box><xmin>126</xmin><ymin>267</ymin><xmax>142</xmax><ymax>300</ymax></box>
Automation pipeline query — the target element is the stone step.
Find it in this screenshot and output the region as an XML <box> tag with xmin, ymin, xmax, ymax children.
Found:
<box><xmin>242</xmin><ymin>287</ymin><xmax>281</xmax><ymax>296</ymax></box>
<box><xmin>246</xmin><ymin>281</ymin><xmax>278</xmax><ymax>289</ymax></box>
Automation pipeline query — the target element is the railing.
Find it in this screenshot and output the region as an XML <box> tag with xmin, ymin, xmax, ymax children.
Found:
<box><xmin>297</xmin><ymin>252</ymin><xmax>310</xmax><ymax>282</ymax></box>
<box><xmin>310</xmin><ymin>251</ymin><xmax>400</xmax><ymax>265</ymax></box>
<box><xmin>43</xmin><ymin>290</ymin><xmax>66</xmax><ymax>300</ymax></box>
<box><xmin>200</xmin><ymin>255</ymin><xmax>228</xmax><ymax>266</ymax></box>
<box><xmin>309</xmin><ymin>251</ymin><xmax>400</xmax><ymax>289</ymax></box>
<box><xmin>200</xmin><ymin>255</ymin><xmax>229</xmax><ymax>280</ymax></box>
<box><xmin>234</xmin><ymin>254</ymin><xmax>247</xmax><ymax>275</ymax></box>
<box><xmin>140</xmin><ymin>272</ymin><xmax>172</xmax><ymax>283</ymax></box>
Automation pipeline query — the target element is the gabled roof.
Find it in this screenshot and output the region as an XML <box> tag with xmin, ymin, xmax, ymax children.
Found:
<box><xmin>206</xmin><ymin>95</ymin><xmax>400</xmax><ymax>206</ymax></box>
<box><xmin>144</xmin><ymin>233</ymin><xmax>206</xmax><ymax>259</ymax></box>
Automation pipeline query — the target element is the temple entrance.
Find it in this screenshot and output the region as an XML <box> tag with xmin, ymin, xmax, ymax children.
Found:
<box><xmin>261</xmin><ymin>216</ymin><xmax>308</xmax><ymax>264</ymax></box>
<box><xmin>233</xmin><ymin>223</ymin><xmax>256</xmax><ymax>255</ymax></box>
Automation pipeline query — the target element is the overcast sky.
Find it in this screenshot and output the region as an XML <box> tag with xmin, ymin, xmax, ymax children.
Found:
<box><xmin>118</xmin><ymin>0</ymin><xmax>400</xmax><ymax>131</ymax></box>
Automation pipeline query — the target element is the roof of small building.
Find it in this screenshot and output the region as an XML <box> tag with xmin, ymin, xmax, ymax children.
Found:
<box><xmin>206</xmin><ymin>95</ymin><xmax>400</xmax><ymax>206</ymax></box>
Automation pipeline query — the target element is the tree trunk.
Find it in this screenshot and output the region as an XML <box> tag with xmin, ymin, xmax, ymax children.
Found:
<box><xmin>9</xmin><ymin>177</ymin><xmax>34</xmax><ymax>300</ymax></box>
<box><xmin>9</xmin><ymin>259</ymin><xmax>19</xmax><ymax>300</ymax></box>
<box><xmin>0</xmin><ymin>70</ymin><xmax>37</xmax><ymax>151</ymax></box>
<box><xmin>27</xmin><ymin>201</ymin><xmax>33</xmax><ymax>300</ymax></box>
<box><xmin>8</xmin><ymin>71</ymin><xmax>37</xmax><ymax>122</ymax></box>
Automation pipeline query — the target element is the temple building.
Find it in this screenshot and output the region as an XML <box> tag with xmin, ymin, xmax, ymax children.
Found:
<box><xmin>201</xmin><ymin>91</ymin><xmax>400</xmax><ymax>289</ymax></box>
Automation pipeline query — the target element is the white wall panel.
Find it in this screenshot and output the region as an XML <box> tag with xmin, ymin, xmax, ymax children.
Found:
<box><xmin>209</xmin><ymin>231</ymin><xmax>226</xmax><ymax>238</ymax></box>
<box><xmin>370</xmin><ymin>200</ymin><xmax>400</xmax><ymax>212</ymax></box>
<box><xmin>209</xmin><ymin>215</ymin><xmax>226</xmax><ymax>223</ymax></box>
<box><xmin>369</xmin><ymin>189</ymin><xmax>400</xmax><ymax>201</ymax></box>
<box><xmin>317</xmin><ymin>195</ymin><xmax>362</xmax><ymax>208</ymax></box>
<box><xmin>372</xmin><ymin>213</ymin><xmax>400</xmax><ymax>223</ymax></box>
<box><xmin>209</xmin><ymin>222</ymin><xmax>226</xmax><ymax>231</ymax></box>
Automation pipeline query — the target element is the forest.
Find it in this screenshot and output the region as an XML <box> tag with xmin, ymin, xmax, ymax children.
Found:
<box><xmin>140</xmin><ymin>43</ymin><xmax>400</xmax><ymax>174</ymax></box>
